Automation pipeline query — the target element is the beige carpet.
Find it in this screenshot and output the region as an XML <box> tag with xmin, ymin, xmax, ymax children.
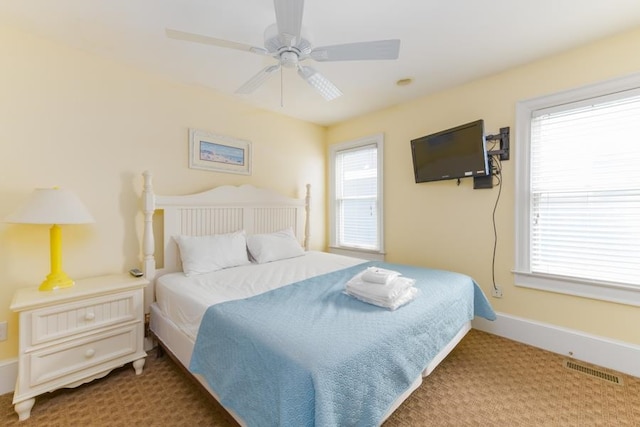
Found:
<box><xmin>1</xmin><ymin>329</ymin><xmax>638</xmax><ymax>426</ymax></box>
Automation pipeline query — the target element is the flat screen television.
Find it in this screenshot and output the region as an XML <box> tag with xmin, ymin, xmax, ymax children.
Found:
<box><xmin>410</xmin><ymin>119</ymin><xmax>489</xmax><ymax>183</ymax></box>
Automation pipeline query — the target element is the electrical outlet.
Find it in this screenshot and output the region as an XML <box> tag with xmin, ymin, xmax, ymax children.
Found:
<box><xmin>491</xmin><ymin>286</ymin><xmax>503</xmax><ymax>298</ymax></box>
<box><xmin>0</xmin><ymin>321</ymin><xmax>7</xmax><ymax>341</ymax></box>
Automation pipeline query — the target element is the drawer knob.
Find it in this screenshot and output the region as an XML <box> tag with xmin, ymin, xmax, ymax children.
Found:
<box><xmin>85</xmin><ymin>312</ymin><xmax>95</xmax><ymax>321</ymax></box>
<box><xmin>85</xmin><ymin>349</ymin><xmax>96</xmax><ymax>358</ymax></box>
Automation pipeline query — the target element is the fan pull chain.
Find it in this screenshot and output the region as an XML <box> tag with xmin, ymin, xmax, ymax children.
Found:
<box><xmin>280</xmin><ymin>66</ymin><xmax>284</xmax><ymax>107</ymax></box>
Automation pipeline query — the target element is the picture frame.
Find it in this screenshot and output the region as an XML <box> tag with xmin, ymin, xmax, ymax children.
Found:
<box><xmin>188</xmin><ymin>129</ymin><xmax>252</xmax><ymax>175</ymax></box>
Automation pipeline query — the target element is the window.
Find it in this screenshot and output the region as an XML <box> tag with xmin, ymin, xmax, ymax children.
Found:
<box><xmin>515</xmin><ymin>74</ymin><xmax>640</xmax><ymax>306</ymax></box>
<box><xmin>329</xmin><ymin>134</ymin><xmax>384</xmax><ymax>257</ymax></box>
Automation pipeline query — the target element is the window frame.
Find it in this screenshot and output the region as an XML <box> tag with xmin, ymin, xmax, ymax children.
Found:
<box><xmin>328</xmin><ymin>134</ymin><xmax>384</xmax><ymax>258</ymax></box>
<box><xmin>514</xmin><ymin>73</ymin><xmax>640</xmax><ymax>307</ymax></box>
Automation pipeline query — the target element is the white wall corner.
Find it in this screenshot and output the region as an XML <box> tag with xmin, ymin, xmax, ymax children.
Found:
<box><xmin>0</xmin><ymin>358</ymin><xmax>17</xmax><ymax>396</ymax></box>
<box><xmin>473</xmin><ymin>312</ymin><xmax>640</xmax><ymax>378</ymax></box>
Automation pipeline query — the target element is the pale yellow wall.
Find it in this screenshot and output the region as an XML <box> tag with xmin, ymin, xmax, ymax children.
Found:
<box><xmin>0</xmin><ymin>25</ymin><xmax>326</xmax><ymax>359</ymax></box>
<box><xmin>327</xmin><ymin>27</ymin><xmax>640</xmax><ymax>345</ymax></box>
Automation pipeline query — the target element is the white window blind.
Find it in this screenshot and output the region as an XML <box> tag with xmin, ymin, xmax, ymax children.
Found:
<box><xmin>529</xmin><ymin>92</ymin><xmax>640</xmax><ymax>287</ymax></box>
<box><xmin>334</xmin><ymin>143</ymin><xmax>379</xmax><ymax>250</ymax></box>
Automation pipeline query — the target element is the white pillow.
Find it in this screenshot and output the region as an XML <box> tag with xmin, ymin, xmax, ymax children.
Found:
<box><xmin>174</xmin><ymin>230</ymin><xmax>250</xmax><ymax>276</ymax></box>
<box><xmin>247</xmin><ymin>228</ymin><xmax>305</xmax><ymax>264</ymax></box>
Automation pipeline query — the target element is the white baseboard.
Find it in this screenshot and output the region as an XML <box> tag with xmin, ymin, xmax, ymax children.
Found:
<box><xmin>0</xmin><ymin>358</ymin><xmax>17</xmax><ymax>396</ymax></box>
<box><xmin>473</xmin><ymin>312</ymin><xmax>640</xmax><ymax>378</ymax></box>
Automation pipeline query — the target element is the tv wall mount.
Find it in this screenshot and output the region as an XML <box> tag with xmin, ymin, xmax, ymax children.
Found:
<box><xmin>473</xmin><ymin>126</ymin><xmax>510</xmax><ymax>189</ymax></box>
<box><xmin>486</xmin><ymin>127</ymin><xmax>510</xmax><ymax>161</ymax></box>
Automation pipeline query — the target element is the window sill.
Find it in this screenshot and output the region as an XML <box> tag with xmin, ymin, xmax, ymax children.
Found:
<box><xmin>513</xmin><ymin>270</ymin><xmax>640</xmax><ymax>307</ymax></box>
<box><xmin>328</xmin><ymin>246</ymin><xmax>386</xmax><ymax>261</ymax></box>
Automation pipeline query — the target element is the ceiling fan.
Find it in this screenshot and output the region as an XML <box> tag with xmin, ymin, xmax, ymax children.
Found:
<box><xmin>166</xmin><ymin>0</ymin><xmax>401</xmax><ymax>101</ymax></box>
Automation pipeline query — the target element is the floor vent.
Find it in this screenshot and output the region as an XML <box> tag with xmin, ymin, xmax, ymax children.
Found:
<box><xmin>563</xmin><ymin>360</ymin><xmax>624</xmax><ymax>385</ymax></box>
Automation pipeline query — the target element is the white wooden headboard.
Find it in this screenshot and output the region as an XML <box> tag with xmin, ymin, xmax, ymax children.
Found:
<box><xmin>141</xmin><ymin>171</ymin><xmax>310</xmax><ymax>311</ymax></box>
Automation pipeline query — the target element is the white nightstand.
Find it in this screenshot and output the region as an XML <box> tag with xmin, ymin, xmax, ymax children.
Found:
<box><xmin>10</xmin><ymin>274</ymin><xmax>148</xmax><ymax>421</ymax></box>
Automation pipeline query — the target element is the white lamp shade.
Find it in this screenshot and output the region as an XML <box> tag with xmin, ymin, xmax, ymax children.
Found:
<box><xmin>5</xmin><ymin>188</ymin><xmax>95</xmax><ymax>225</ymax></box>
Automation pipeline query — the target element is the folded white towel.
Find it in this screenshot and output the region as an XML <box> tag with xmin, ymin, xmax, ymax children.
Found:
<box><xmin>346</xmin><ymin>276</ymin><xmax>416</xmax><ymax>303</ymax></box>
<box><xmin>361</xmin><ymin>267</ymin><xmax>400</xmax><ymax>285</ymax></box>
<box><xmin>346</xmin><ymin>286</ymin><xmax>418</xmax><ymax>310</ymax></box>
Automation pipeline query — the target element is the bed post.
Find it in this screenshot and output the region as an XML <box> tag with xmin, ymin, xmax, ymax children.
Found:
<box><xmin>142</xmin><ymin>170</ymin><xmax>156</xmax><ymax>311</ymax></box>
<box><xmin>304</xmin><ymin>184</ymin><xmax>310</xmax><ymax>251</ymax></box>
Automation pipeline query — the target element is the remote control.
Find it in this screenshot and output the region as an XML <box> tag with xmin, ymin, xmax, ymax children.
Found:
<box><xmin>128</xmin><ymin>268</ymin><xmax>144</xmax><ymax>278</ymax></box>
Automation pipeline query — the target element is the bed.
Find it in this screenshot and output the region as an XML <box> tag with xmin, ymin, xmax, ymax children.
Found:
<box><xmin>140</xmin><ymin>171</ymin><xmax>495</xmax><ymax>426</ymax></box>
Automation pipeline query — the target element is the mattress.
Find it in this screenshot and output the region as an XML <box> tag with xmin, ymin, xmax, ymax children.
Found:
<box><xmin>155</xmin><ymin>250</ymin><xmax>367</xmax><ymax>340</ymax></box>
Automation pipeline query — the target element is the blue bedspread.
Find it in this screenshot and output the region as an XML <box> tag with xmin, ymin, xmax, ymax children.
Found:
<box><xmin>189</xmin><ymin>262</ymin><xmax>495</xmax><ymax>426</ymax></box>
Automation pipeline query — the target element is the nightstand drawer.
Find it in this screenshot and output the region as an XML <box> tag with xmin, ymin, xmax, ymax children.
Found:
<box><xmin>28</xmin><ymin>290</ymin><xmax>141</xmax><ymax>347</ymax></box>
<box><xmin>28</xmin><ymin>325</ymin><xmax>140</xmax><ymax>388</ymax></box>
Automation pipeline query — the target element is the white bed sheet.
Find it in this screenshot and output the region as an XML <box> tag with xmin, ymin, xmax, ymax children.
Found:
<box><xmin>156</xmin><ymin>251</ymin><xmax>367</xmax><ymax>340</ymax></box>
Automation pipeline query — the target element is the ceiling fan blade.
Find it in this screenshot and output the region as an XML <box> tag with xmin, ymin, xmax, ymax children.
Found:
<box><xmin>166</xmin><ymin>28</ymin><xmax>267</xmax><ymax>55</ymax></box>
<box><xmin>274</xmin><ymin>0</ymin><xmax>305</xmax><ymax>47</ymax></box>
<box><xmin>235</xmin><ymin>64</ymin><xmax>282</xmax><ymax>94</ymax></box>
<box><xmin>297</xmin><ymin>65</ymin><xmax>342</xmax><ymax>101</ymax></box>
<box><xmin>310</xmin><ymin>39</ymin><xmax>400</xmax><ymax>62</ymax></box>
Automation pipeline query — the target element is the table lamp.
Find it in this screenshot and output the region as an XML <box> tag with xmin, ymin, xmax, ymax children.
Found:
<box><xmin>5</xmin><ymin>187</ymin><xmax>95</xmax><ymax>291</ymax></box>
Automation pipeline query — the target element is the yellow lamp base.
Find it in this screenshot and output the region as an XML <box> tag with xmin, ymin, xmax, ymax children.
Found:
<box><xmin>39</xmin><ymin>271</ymin><xmax>74</xmax><ymax>291</ymax></box>
<box><xmin>38</xmin><ymin>224</ymin><xmax>75</xmax><ymax>291</ymax></box>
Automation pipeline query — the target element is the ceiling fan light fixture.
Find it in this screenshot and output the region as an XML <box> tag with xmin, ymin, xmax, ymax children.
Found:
<box><xmin>280</xmin><ymin>51</ymin><xmax>299</xmax><ymax>68</ymax></box>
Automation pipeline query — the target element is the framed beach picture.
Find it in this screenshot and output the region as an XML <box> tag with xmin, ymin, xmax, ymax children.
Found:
<box><xmin>188</xmin><ymin>129</ymin><xmax>251</xmax><ymax>175</ymax></box>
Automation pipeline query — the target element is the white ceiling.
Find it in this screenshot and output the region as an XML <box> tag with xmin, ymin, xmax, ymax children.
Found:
<box><xmin>2</xmin><ymin>0</ymin><xmax>640</xmax><ymax>126</ymax></box>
